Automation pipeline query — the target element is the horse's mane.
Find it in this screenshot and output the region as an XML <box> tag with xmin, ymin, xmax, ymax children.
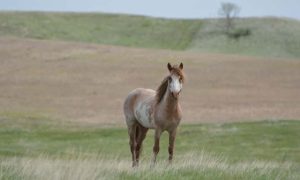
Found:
<box><xmin>155</xmin><ymin>76</ymin><xmax>169</xmax><ymax>104</ymax></box>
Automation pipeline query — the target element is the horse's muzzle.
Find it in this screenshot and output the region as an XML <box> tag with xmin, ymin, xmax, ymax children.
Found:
<box><xmin>172</xmin><ymin>91</ymin><xmax>180</xmax><ymax>99</ymax></box>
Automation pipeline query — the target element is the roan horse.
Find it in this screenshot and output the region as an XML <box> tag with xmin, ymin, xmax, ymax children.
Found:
<box><xmin>123</xmin><ymin>63</ymin><xmax>185</xmax><ymax>167</ymax></box>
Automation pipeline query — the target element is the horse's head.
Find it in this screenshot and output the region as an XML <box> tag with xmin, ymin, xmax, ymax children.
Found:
<box><xmin>167</xmin><ymin>62</ymin><xmax>185</xmax><ymax>99</ymax></box>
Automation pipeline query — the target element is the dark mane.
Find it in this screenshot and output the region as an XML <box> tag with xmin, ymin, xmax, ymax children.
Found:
<box><xmin>155</xmin><ymin>76</ymin><xmax>169</xmax><ymax>104</ymax></box>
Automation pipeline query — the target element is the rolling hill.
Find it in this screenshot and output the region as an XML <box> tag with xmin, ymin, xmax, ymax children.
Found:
<box><xmin>1</xmin><ymin>37</ymin><xmax>300</xmax><ymax>124</ymax></box>
<box><xmin>1</xmin><ymin>11</ymin><xmax>300</xmax><ymax>180</ymax></box>
<box><xmin>0</xmin><ymin>11</ymin><xmax>300</xmax><ymax>58</ymax></box>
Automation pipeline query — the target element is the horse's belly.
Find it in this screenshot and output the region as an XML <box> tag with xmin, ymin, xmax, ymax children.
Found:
<box><xmin>135</xmin><ymin>103</ymin><xmax>155</xmax><ymax>129</ymax></box>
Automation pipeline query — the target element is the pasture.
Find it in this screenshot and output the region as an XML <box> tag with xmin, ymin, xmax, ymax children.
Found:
<box><xmin>0</xmin><ymin>37</ymin><xmax>299</xmax><ymax>179</ymax></box>
<box><xmin>0</xmin><ymin>113</ymin><xmax>299</xmax><ymax>179</ymax></box>
<box><xmin>1</xmin><ymin>12</ymin><xmax>300</xmax><ymax>179</ymax></box>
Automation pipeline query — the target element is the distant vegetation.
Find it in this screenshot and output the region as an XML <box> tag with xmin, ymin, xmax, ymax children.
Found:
<box><xmin>0</xmin><ymin>12</ymin><xmax>300</xmax><ymax>58</ymax></box>
<box><xmin>189</xmin><ymin>18</ymin><xmax>300</xmax><ymax>59</ymax></box>
<box><xmin>227</xmin><ymin>28</ymin><xmax>251</xmax><ymax>39</ymax></box>
<box><xmin>218</xmin><ymin>2</ymin><xmax>240</xmax><ymax>34</ymax></box>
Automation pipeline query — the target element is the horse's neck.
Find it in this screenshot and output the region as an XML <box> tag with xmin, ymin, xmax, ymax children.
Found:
<box><xmin>160</xmin><ymin>89</ymin><xmax>180</xmax><ymax>117</ymax></box>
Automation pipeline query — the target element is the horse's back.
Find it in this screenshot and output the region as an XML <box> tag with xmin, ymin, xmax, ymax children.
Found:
<box><xmin>123</xmin><ymin>88</ymin><xmax>155</xmax><ymax>128</ymax></box>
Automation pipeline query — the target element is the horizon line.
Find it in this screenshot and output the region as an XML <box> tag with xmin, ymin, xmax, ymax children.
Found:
<box><xmin>0</xmin><ymin>10</ymin><xmax>299</xmax><ymax>21</ymax></box>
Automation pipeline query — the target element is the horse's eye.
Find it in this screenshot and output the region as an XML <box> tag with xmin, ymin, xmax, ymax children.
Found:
<box><xmin>168</xmin><ymin>77</ymin><xmax>172</xmax><ymax>82</ymax></box>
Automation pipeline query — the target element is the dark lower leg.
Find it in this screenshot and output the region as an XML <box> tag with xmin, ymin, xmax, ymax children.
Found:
<box><xmin>128</xmin><ymin>125</ymin><xmax>137</xmax><ymax>167</ymax></box>
<box><xmin>135</xmin><ymin>127</ymin><xmax>148</xmax><ymax>166</ymax></box>
<box><xmin>168</xmin><ymin>130</ymin><xmax>176</xmax><ymax>163</ymax></box>
<box><xmin>152</xmin><ymin>129</ymin><xmax>162</xmax><ymax>165</ymax></box>
<box><xmin>130</xmin><ymin>140</ymin><xmax>136</xmax><ymax>167</ymax></box>
<box><xmin>136</xmin><ymin>129</ymin><xmax>148</xmax><ymax>164</ymax></box>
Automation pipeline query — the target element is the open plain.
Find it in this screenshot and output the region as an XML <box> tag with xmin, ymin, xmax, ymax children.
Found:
<box><xmin>1</xmin><ymin>37</ymin><xmax>300</xmax><ymax>125</ymax></box>
<box><xmin>1</xmin><ymin>12</ymin><xmax>300</xmax><ymax>179</ymax></box>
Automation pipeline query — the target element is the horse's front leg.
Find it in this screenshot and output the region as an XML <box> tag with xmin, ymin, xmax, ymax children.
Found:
<box><xmin>168</xmin><ymin>129</ymin><xmax>177</xmax><ymax>164</ymax></box>
<box><xmin>151</xmin><ymin>128</ymin><xmax>162</xmax><ymax>167</ymax></box>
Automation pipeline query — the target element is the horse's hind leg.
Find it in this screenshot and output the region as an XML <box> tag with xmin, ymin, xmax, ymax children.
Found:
<box><xmin>135</xmin><ymin>124</ymin><xmax>148</xmax><ymax>166</ymax></box>
<box><xmin>127</xmin><ymin>122</ymin><xmax>138</xmax><ymax>167</ymax></box>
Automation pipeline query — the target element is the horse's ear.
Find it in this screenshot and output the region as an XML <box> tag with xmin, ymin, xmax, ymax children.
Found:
<box><xmin>167</xmin><ymin>63</ymin><xmax>172</xmax><ymax>72</ymax></box>
<box><xmin>179</xmin><ymin>62</ymin><xmax>183</xmax><ymax>70</ymax></box>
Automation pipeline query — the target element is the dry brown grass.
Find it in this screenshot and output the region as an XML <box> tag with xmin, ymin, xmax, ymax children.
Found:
<box><xmin>1</xmin><ymin>37</ymin><xmax>300</xmax><ymax>125</ymax></box>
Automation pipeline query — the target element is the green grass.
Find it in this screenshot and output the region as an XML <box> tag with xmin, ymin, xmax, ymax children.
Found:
<box><xmin>0</xmin><ymin>112</ymin><xmax>299</xmax><ymax>179</ymax></box>
<box><xmin>0</xmin><ymin>11</ymin><xmax>201</xmax><ymax>50</ymax></box>
<box><xmin>1</xmin><ymin>12</ymin><xmax>300</xmax><ymax>58</ymax></box>
<box><xmin>188</xmin><ymin>18</ymin><xmax>300</xmax><ymax>59</ymax></box>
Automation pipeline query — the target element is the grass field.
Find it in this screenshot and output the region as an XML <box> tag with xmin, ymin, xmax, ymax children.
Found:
<box><xmin>1</xmin><ymin>12</ymin><xmax>300</xmax><ymax>179</ymax></box>
<box><xmin>1</xmin><ymin>12</ymin><xmax>300</xmax><ymax>58</ymax></box>
<box><xmin>0</xmin><ymin>113</ymin><xmax>299</xmax><ymax>179</ymax></box>
<box><xmin>0</xmin><ymin>11</ymin><xmax>201</xmax><ymax>50</ymax></box>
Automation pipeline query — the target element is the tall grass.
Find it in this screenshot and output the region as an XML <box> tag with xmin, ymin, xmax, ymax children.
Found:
<box><xmin>0</xmin><ymin>113</ymin><xmax>299</xmax><ymax>179</ymax></box>
<box><xmin>0</xmin><ymin>152</ymin><xmax>295</xmax><ymax>180</ymax></box>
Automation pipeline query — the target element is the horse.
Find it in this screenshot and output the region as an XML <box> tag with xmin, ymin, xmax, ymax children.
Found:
<box><xmin>123</xmin><ymin>62</ymin><xmax>185</xmax><ymax>167</ymax></box>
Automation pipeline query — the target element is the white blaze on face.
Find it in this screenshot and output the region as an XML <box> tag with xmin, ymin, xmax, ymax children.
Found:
<box><xmin>169</xmin><ymin>75</ymin><xmax>182</xmax><ymax>94</ymax></box>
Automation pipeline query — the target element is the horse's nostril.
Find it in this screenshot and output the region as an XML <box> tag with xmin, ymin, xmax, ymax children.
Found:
<box><xmin>172</xmin><ymin>92</ymin><xmax>179</xmax><ymax>98</ymax></box>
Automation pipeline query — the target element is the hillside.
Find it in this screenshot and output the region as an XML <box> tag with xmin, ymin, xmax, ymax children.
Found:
<box><xmin>1</xmin><ymin>37</ymin><xmax>300</xmax><ymax>124</ymax></box>
<box><xmin>0</xmin><ymin>12</ymin><xmax>300</xmax><ymax>58</ymax></box>
<box><xmin>189</xmin><ymin>18</ymin><xmax>300</xmax><ymax>58</ymax></box>
<box><xmin>1</xmin><ymin>12</ymin><xmax>299</xmax><ymax>180</ymax></box>
<box><xmin>0</xmin><ymin>11</ymin><xmax>201</xmax><ymax>50</ymax></box>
